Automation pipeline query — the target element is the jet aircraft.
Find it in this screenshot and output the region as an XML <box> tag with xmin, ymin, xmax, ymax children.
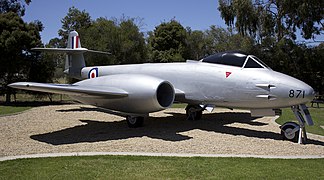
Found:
<box><xmin>9</xmin><ymin>31</ymin><xmax>316</xmax><ymax>144</ymax></box>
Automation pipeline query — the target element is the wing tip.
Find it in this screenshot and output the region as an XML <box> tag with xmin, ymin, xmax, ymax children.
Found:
<box><xmin>8</xmin><ymin>82</ymin><xmax>30</xmax><ymax>88</ymax></box>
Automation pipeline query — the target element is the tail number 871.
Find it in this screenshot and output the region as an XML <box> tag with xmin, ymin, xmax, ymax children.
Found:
<box><xmin>289</xmin><ymin>90</ymin><xmax>305</xmax><ymax>98</ymax></box>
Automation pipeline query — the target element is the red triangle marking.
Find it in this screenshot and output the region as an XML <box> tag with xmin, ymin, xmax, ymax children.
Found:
<box><xmin>226</xmin><ymin>72</ymin><xmax>232</xmax><ymax>78</ymax></box>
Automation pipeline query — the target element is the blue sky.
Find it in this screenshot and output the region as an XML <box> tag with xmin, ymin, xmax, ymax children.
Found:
<box><xmin>23</xmin><ymin>0</ymin><xmax>226</xmax><ymax>43</ymax></box>
<box><xmin>23</xmin><ymin>0</ymin><xmax>322</xmax><ymax>45</ymax></box>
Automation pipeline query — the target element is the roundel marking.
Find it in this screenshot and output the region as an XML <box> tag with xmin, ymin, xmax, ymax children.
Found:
<box><xmin>88</xmin><ymin>68</ymin><xmax>99</xmax><ymax>79</ymax></box>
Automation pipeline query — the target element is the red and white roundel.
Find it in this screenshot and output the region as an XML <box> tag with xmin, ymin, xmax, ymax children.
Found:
<box><xmin>88</xmin><ymin>68</ymin><xmax>98</xmax><ymax>79</ymax></box>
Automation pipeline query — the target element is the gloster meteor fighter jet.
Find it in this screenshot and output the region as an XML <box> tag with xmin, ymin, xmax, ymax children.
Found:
<box><xmin>9</xmin><ymin>31</ymin><xmax>316</xmax><ymax>144</ymax></box>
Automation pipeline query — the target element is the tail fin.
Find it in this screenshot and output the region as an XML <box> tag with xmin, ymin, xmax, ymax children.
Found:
<box><xmin>32</xmin><ymin>31</ymin><xmax>110</xmax><ymax>80</ymax></box>
<box><xmin>67</xmin><ymin>31</ymin><xmax>82</xmax><ymax>49</ymax></box>
<box><xmin>64</xmin><ymin>31</ymin><xmax>85</xmax><ymax>79</ymax></box>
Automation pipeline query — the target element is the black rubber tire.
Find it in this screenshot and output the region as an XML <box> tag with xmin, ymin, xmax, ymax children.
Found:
<box><xmin>186</xmin><ymin>105</ymin><xmax>203</xmax><ymax>120</ymax></box>
<box><xmin>126</xmin><ymin>116</ymin><xmax>144</xmax><ymax>128</ymax></box>
<box><xmin>280</xmin><ymin>122</ymin><xmax>300</xmax><ymax>142</ymax></box>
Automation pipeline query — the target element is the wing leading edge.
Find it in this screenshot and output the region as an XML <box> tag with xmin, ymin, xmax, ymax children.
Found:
<box><xmin>8</xmin><ymin>82</ymin><xmax>128</xmax><ymax>98</ymax></box>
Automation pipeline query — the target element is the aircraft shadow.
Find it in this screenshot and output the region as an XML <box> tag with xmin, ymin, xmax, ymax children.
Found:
<box><xmin>30</xmin><ymin>107</ymin><xmax>324</xmax><ymax>146</ymax></box>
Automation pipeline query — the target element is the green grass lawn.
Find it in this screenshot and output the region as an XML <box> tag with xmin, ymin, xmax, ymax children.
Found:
<box><xmin>0</xmin><ymin>105</ymin><xmax>31</xmax><ymax>116</ymax></box>
<box><xmin>0</xmin><ymin>155</ymin><xmax>323</xmax><ymax>179</ymax></box>
<box><xmin>276</xmin><ymin>107</ymin><xmax>324</xmax><ymax>136</ymax></box>
<box><xmin>0</xmin><ymin>92</ymin><xmax>72</xmax><ymax>116</ymax></box>
<box><xmin>171</xmin><ymin>103</ymin><xmax>187</xmax><ymax>108</ymax></box>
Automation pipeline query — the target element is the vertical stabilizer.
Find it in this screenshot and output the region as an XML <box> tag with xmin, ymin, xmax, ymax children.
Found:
<box><xmin>67</xmin><ymin>31</ymin><xmax>82</xmax><ymax>49</ymax></box>
<box><xmin>64</xmin><ymin>31</ymin><xmax>86</xmax><ymax>79</ymax></box>
<box><xmin>31</xmin><ymin>31</ymin><xmax>110</xmax><ymax>80</ymax></box>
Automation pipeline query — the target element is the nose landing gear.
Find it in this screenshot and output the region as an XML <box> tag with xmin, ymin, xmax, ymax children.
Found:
<box><xmin>280</xmin><ymin>104</ymin><xmax>313</xmax><ymax>144</ymax></box>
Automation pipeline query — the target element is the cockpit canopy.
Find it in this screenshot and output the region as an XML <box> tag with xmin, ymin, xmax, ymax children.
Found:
<box><xmin>201</xmin><ymin>51</ymin><xmax>270</xmax><ymax>69</ymax></box>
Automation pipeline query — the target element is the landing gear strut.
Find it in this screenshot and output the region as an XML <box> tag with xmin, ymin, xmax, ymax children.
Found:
<box><xmin>280</xmin><ymin>104</ymin><xmax>313</xmax><ymax>144</ymax></box>
<box><xmin>185</xmin><ymin>105</ymin><xmax>203</xmax><ymax>120</ymax></box>
<box><xmin>126</xmin><ymin>116</ymin><xmax>144</xmax><ymax>128</ymax></box>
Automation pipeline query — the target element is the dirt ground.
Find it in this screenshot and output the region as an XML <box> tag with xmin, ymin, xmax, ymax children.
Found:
<box><xmin>0</xmin><ymin>104</ymin><xmax>323</xmax><ymax>157</ymax></box>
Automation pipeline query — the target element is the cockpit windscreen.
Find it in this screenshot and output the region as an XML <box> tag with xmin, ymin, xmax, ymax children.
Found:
<box><xmin>202</xmin><ymin>52</ymin><xmax>247</xmax><ymax>67</ymax></box>
<box><xmin>201</xmin><ymin>52</ymin><xmax>270</xmax><ymax>69</ymax></box>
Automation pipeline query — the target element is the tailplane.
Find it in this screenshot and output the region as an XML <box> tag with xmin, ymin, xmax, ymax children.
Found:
<box><xmin>32</xmin><ymin>31</ymin><xmax>110</xmax><ymax>79</ymax></box>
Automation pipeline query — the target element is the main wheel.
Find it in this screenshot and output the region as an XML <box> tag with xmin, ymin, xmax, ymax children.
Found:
<box><xmin>126</xmin><ymin>116</ymin><xmax>144</xmax><ymax>128</ymax></box>
<box><xmin>186</xmin><ymin>105</ymin><xmax>203</xmax><ymax>120</ymax></box>
<box><xmin>280</xmin><ymin>122</ymin><xmax>300</xmax><ymax>142</ymax></box>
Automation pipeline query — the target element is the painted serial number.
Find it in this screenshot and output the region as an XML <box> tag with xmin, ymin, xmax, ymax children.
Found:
<box><xmin>289</xmin><ymin>90</ymin><xmax>305</xmax><ymax>98</ymax></box>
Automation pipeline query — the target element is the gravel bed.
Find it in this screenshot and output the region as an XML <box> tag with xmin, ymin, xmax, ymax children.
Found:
<box><xmin>0</xmin><ymin>104</ymin><xmax>323</xmax><ymax>157</ymax></box>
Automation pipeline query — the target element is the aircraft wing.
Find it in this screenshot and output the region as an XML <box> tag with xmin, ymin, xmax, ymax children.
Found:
<box><xmin>8</xmin><ymin>82</ymin><xmax>128</xmax><ymax>98</ymax></box>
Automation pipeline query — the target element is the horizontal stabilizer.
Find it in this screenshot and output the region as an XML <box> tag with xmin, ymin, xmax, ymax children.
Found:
<box><xmin>31</xmin><ymin>48</ymin><xmax>111</xmax><ymax>55</ymax></box>
<box><xmin>8</xmin><ymin>82</ymin><xmax>127</xmax><ymax>98</ymax></box>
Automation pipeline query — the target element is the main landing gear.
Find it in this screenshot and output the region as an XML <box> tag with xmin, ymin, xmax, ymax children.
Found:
<box><xmin>185</xmin><ymin>105</ymin><xmax>204</xmax><ymax>120</ymax></box>
<box><xmin>126</xmin><ymin>104</ymin><xmax>207</xmax><ymax>128</ymax></box>
<box><xmin>280</xmin><ymin>104</ymin><xmax>314</xmax><ymax>144</ymax></box>
<box><xmin>126</xmin><ymin>116</ymin><xmax>144</xmax><ymax>128</ymax></box>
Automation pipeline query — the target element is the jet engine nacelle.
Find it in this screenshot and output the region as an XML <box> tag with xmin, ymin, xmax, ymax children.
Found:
<box><xmin>72</xmin><ymin>74</ymin><xmax>175</xmax><ymax>114</ymax></box>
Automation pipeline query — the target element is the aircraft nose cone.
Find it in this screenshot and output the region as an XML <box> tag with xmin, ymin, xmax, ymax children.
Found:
<box><xmin>273</xmin><ymin>71</ymin><xmax>316</xmax><ymax>105</ymax></box>
<box><xmin>295</xmin><ymin>81</ymin><xmax>315</xmax><ymax>104</ymax></box>
<box><xmin>304</xmin><ymin>84</ymin><xmax>315</xmax><ymax>102</ymax></box>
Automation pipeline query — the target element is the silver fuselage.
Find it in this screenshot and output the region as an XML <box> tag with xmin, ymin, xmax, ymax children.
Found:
<box><xmin>81</xmin><ymin>61</ymin><xmax>314</xmax><ymax>109</ymax></box>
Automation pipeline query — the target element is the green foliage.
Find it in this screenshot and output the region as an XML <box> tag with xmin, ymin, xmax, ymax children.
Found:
<box><xmin>282</xmin><ymin>0</ymin><xmax>323</xmax><ymax>39</ymax></box>
<box><xmin>186</xmin><ymin>29</ymin><xmax>208</xmax><ymax>59</ymax></box>
<box><xmin>58</xmin><ymin>6</ymin><xmax>92</xmax><ymax>40</ymax></box>
<box><xmin>218</xmin><ymin>0</ymin><xmax>259</xmax><ymax>37</ymax></box>
<box><xmin>0</xmin><ymin>12</ymin><xmax>49</xmax><ymax>103</ymax></box>
<box><xmin>46</xmin><ymin>38</ymin><xmax>66</xmax><ymax>79</ymax></box>
<box><xmin>218</xmin><ymin>0</ymin><xmax>324</xmax><ymax>41</ymax></box>
<box><xmin>0</xmin><ymin>156</ymin><xmax>323</xmax><ymax>179</ymax></box>
<box><xmin>0</xmin><ymin>0</ymin><xmax>31</xmax><ymax>16</ymax></box>
<box><xmin>205</xmin><ymin>26</ymin><xmax>255</xmax><ymax>53</ymax></box>
<box><xmin>81</xmin><ymin>17</ymin><xmax>147</xmax><ymax>66</ymax></box>
<box><xmin>118</xmin><ymin>18</ymin><xmax>147</xmax><ymax>64</ymax></box>
<box><xmin>149</xmin><ymin>20</ymin><xmax>188</xmax><ymax>62</ymax></box>
<box><xmin>54</xmin><ymin>8</ymin><xmax>147</xmax><ymax>66</ymax></box>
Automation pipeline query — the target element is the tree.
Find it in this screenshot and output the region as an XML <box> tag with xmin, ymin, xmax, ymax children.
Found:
<box><xmin>46</xmin><ymin>38</ymin><xmax>66</xmax><ymax>79</ymax></box>
<box><xmin>58</xmin><ymin>6</ymin><xmax>91</xmax><ymax>40</ymax></box>
<box><xmin>186</xmin><ymin>28</ymin><xmax>208</xmax><ymax>60</ymax></box>
<box><xmin>80</xmin><ymin>17</ymin><xmax>147</xmax><ymax>66</ymax></box>
<box><xmin>0</xmin><ymin>0</ymin><xmax>31</xmax><ymax>16</ymax></box>
<box><xmin>218</xmin><ymin>0</ymin><xmax>324</xmax><ymax>41</ymax></box>
<box><xmin>118</xmin><ymin>18</ymin><xmax>147</xmax><ymax>64</ymax></box>
<box><xmin>148</xmin><ymin>20</ymin><xmax>188</xmax><ymax>62</ymax></box>
<box><xmin>56</xmin><ymin>7</ymin><xmax>147</xmax><ymax>66</ymax></box>
<box><xmin>204</xmin><ymin>26</ymin><xmax>255</xmax><ymax>55</ymax></box>
<box><xmin>0</xmin><ymin>12</ymin><xmax>44</xmax><ymax>103</ymax></box>
<box><xmin>218</xmin><ymin>0</ymin><xmax>259</xmax><ymax>38</ymax></box>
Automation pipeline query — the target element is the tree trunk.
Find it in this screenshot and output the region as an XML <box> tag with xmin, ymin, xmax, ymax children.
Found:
<box><xmin>5</xmin><ymin>92</ymin><xmax>11</xmax><ymax>104</ymax></box>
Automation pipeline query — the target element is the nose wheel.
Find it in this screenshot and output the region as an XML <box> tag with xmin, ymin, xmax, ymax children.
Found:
<box><xmin>280</xmin><ymin>122</ymin><xmax>300</xmax><ymax>142</ymax></box>
<box><xmin>280</xmin><ymin>104</ymin><xmax>313</xmax><ymax>144</ymax></box>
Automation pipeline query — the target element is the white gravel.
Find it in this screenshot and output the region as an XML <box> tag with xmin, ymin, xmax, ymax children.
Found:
<box><xmin>0</xmin><ymin>104</ymin><xmax>323</xmax><ymax>157</ymax></box>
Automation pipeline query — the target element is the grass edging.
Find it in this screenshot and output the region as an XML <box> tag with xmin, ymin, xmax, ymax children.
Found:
<box><xmin>0</xmin><ymin>154</ymin><xmax>323</xmax><ymax>179</ymax></box>
<box><xmin>0</xmin><ymin>106</ymin><xmax>32</xmax><ymax>117</ymax></box>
